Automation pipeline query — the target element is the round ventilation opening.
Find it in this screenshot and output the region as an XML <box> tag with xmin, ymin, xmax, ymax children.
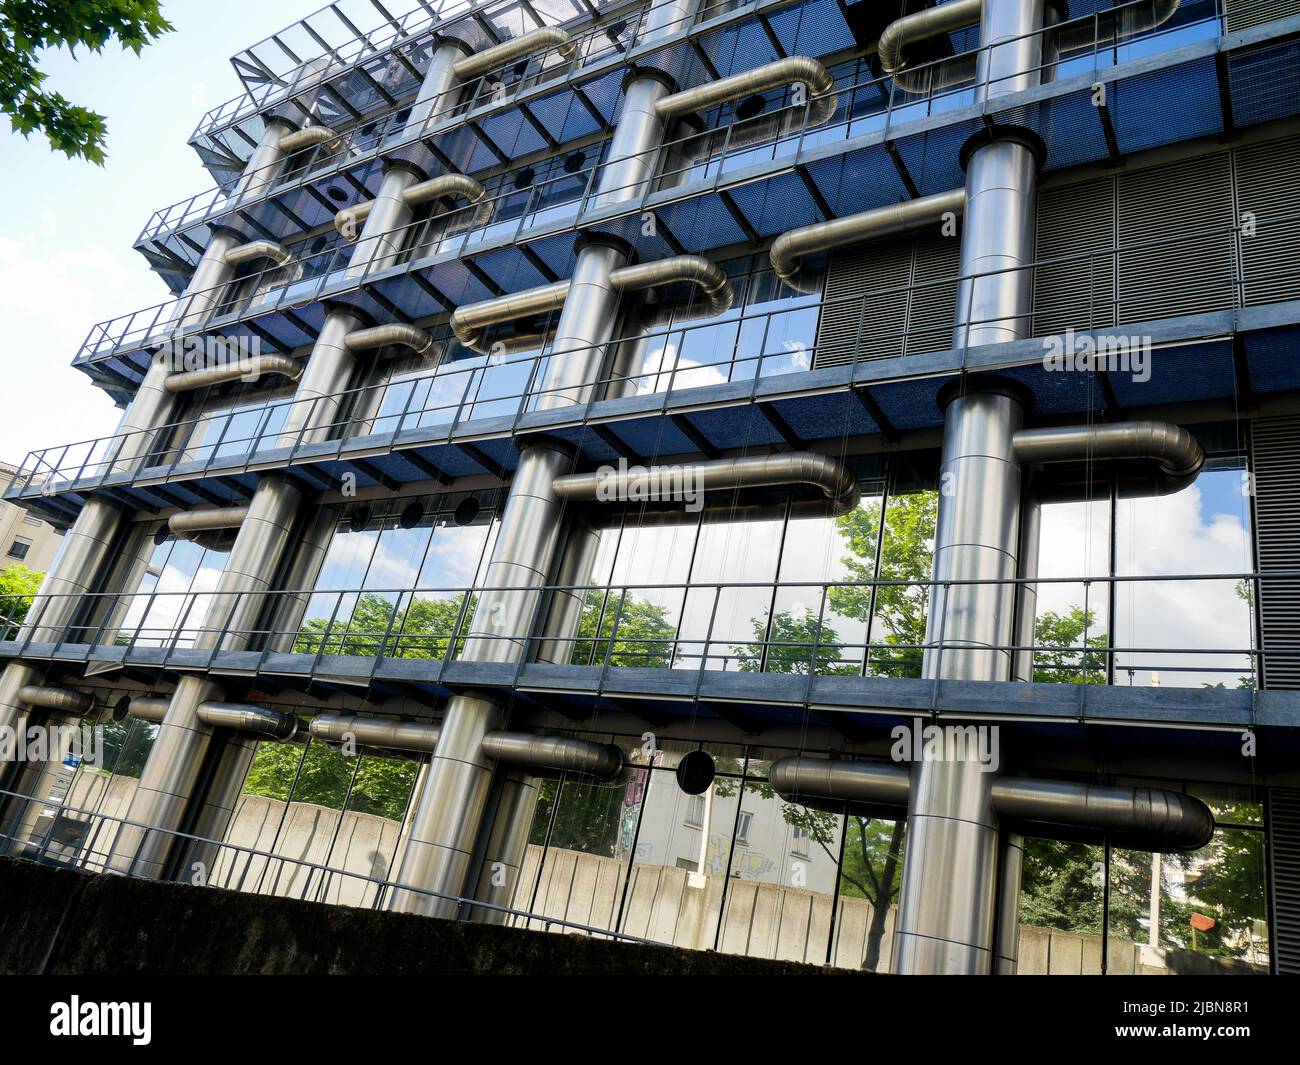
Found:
<box><xmin>326</xmin><ymin>185</ymin><xmax>348</xmax><ymax>202</ymax></box>
<box><xmin>735</xmin><ymin>93</ymin><xmax>766</xmax><ymax>121</ymax></box>
<box><xmin>513</xmin><ymin>167</ymin><xmax>536</xmax><ymax>190</ymax></box>
<box><xmin>453</xmin><ymin>497</ymin><xmax>481</xmax><ymax>527</ymax></box>
<box><xmin>675</xmin><ymin>750</ymin><xmax>716</xmax><ymax>795</ymax></box>
<box><xmin>563</xmin><ymin>151</ymin><xmax>586</xmax><ymax>173</ymax></box>
<box><xmin>153</xmin><ymin>523</ymin><xmax>171</xmax><ymax>546</ymax></box>
<box><xmin>348</xmin><ymin>505</ymin><xmax>373</xmax><ymax>532</ymax></box>
<box><xmin>399</xmin><ymin>500</ymin><xmax>425</xmax><ymax>529</ymax></box>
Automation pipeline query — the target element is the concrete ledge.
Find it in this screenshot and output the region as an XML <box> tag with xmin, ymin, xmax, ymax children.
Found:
<box><xmin>0</xmin><ymin>857</ymin><xmax>847</xmax><ymax>976</ymax></box>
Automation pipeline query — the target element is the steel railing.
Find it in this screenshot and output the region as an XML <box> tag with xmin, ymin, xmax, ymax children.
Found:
<box><xmin>151</xmin><ymin>0</ymin><xmax>1222</xmax><ymax>251</ymax></box>
<box><xmin>0</xmin><ymin>570</ymin><xmax>1263</xmax><ymax>687</ymax></box>
<box><xmin>19</xmin><ymin>202</ymin><xmax>1291</xmax><ymax>498</ymax></box>
<box><xmin>0</xmin><ymin>784</ymin><xmax>660</xmax><ymax>944</ymax></box>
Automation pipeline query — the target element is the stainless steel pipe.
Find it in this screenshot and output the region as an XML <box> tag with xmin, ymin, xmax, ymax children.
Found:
<box><xmin>1013</xmin><ymin>421</ymin><xmax>1205</xmax><ymax>491</ymax></box>
<box><xmin>657</xmin><ymin>56</ymin><xmax>837</xmax><ymax>125</ymax></box>
<box><xmin>162</xmin><ymin>354</ymin><xmax>302</xmax><ymax>393</ymax></box>
<box><xmin>309</xmin><ymin>712</ymin><xmax>440</xmax><ymax>753</ymax></box>
<box><xmin>450</xmin><ymin>255</ymin><xmax>733</xmax><ymax>352</ymax></box>
<box><xmin>769</xmin><ymin>188</ymin><xmax>965</xmax><ymax>292</ymax></box>
<box><xmin>223</xmin><ymin>240</ymin><xmax>292</xmax><ymax>268</ymax></box>
<box><xmin>344</xmin><ymin>323</ymin><xmax>436</xmax><ymax>356</ymax></box>
<box><xmin>16</xmin><ymin>686</ymin><xmax>95</xmax><ymax>716</ymax></box>
<box><xmin>554</xmin><ymin>452</ymin><xmax>859</xmax><ymax>508</ymax></box>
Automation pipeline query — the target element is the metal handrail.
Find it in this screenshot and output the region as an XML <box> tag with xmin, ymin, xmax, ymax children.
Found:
<box><xmin>0</xmin><ymin>569</ymin><xmax>1265</xmax><ymax>685</ymax></box>
<box><xmin>149</xmin><ymin>0</ymin><xmax>1222</xmax><ymax>251</ymax></box>
<box><xmin>19</xmin><ymin>202</ymin><xmax>1281</xmax><ymax>496</ymax></box>
<box><xmin>0</xmin><ymin>784</ymin><xmax>661</xmax><ymax>944</ymax></box>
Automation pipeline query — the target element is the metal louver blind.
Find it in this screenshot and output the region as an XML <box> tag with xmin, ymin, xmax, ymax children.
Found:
<box><xmin>1270</xmin><ymin>788</ymin><xmax>1300</xmax><ymax>974</ymax></box>
<box><xmin>814</xmin><ymin>233</ymin><xmax>958</xmax><ymax>369</ymax></box>
<box><xmin>906</xmin><ymin>233</ymin><xmax>961</xmax><ymax>355</ymax></box>
<box><xmin>1226</xmin><ymin>0</ymin><xmax>1300</xmax><ymax>32</ymax></box>
<box><xmin>1251</xmin><ymin>417</ymin><xmax>1300</xmax><ymax>690</ymax></box>
<box><xmin>1117</xmin><ymin>153</ymin><xmax>1236</xmax><ymax>324</ymax></box>
<box><xmin>1033</xmin><ymin>175</ymin><xmax>1116</xmax><ymax>335</ymax></box>
<box><xmin>1234</xmin><ymin>135</ymin><xmax>1300</xmax><ymax>307</ymax></box>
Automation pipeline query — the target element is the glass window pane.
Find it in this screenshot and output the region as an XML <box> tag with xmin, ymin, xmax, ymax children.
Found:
<box><xmin>1114</xmin><ymin>464</ymin><xmax>1254</xmax><ymax>688</ymax></box>
<box><xmin>1019</xmin><ymin>837</ymin><xmax>1105</xmax><ymax>974</ymax></box>
<box><xmin>830</xmin><ymin>814</ymin><xmax>906</xmax><ymax>971</ymax></box>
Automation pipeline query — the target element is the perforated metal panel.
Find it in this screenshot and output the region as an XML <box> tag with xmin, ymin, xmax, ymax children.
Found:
<box><xmin>1033</xmin><ymin>175</ymin><xmax>1116</xmax><ymax>335</ymax></box>
<box><xmin>814</xmin><ymin>232</ymin><xmax>959</xmax><ymax>368</ymax></box>
<box><xmin>1227</xmin><ymin>0</ymin><xmax>1300</xmax><ymax>32</ymax></box>
<box><xmin>1234</xmin><ymin>135</ymin><xmax>1300</xmax><ymax>307</ymax></box>
<box><xmin>1252</xmin><ymin>417</ymin><xmax>1300</xmax><ymax>690</ymax></box>
<box><xmin>1271</xmin><ymin>788</ymin><xmax>1300</xmax><ymax>974</ymax></box>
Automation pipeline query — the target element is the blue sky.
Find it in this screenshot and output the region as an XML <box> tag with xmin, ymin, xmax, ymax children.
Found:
<box><xmin>0</xmin><ymin>0</ymin><xmax>326</xmax><ymax>466</ymax></box>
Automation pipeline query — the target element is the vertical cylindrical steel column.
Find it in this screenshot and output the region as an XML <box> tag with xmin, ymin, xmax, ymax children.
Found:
<box><xmin>278</xmin><ymin>308</ymin><xmax>366</xmax><ymax>444</ymax></box>
<box><xmin>391</xmin><ymin>9</ymin><xmax>695</xmax><ymax>915</ymax></box>
<box><xmin>108</xmin><ymin>475</ymin><xmax>304</xmax><ymax>876</ymax></box>
<box><xmin>893</xmin><ymin>0</ymin><xmax>1045</xmax><ymax>975</ymax></box>
<box><xmin>467</xmin><ymin>768</ymin><xmax>541</xmax><ymax>922</ymax></box>
<box><xmin>345</xmin><ymin>163</ymin><xmax>423</xmax><ymax>279</ymax></box>
<box><xmin>406</xmin><ymin>40</ymin><xmax>473</xmax><ymax>132</ymax></box>
<box><xmin>1012</xmin><ymin>486</ymin><xmax>1041</xmax><ymax>682</ymax></box>
<box><xmin>231</xmin><ymin>117</ymin><xmax>295</xmax><ymax>203</ymax></box>
<box><xmin>952</xmin><ymin>141</ymin><xmax>1039</xmax><ymax>350</ymax></box>
<box><xmin>389</xmin><ymin>692</ymin><xmax>504</xmax><ymax>915</ymax></box>
<box><xmin>993</xmin><ymin>830</ymin><xmax>1025</xmax><ymax>974</ymax></box>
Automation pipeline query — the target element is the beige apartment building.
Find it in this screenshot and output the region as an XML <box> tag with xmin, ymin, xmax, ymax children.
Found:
<box><xmin>0</xmin><ymin>462</ymin><xmax>62</xmax><ymax>575</ymax></box>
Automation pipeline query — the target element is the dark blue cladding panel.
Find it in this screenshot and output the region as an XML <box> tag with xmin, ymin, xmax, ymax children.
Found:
<box><xmin>1244</xmin><ymin>325</ymin><xmax>1300</xmax><ymax>394</ymax></box>
<box><xmin>770</xmin><ymin>390</ymin><xmax>878</xmax><ymax>441</ymax></box>
<box><xmin>1113</xmin><ymin>57</ymin><xmax>1223</xmax><ymax>155</ymax></box>
<box><xmin>721</xmin><ymin>170</ymin><xmax>816</xmax><ymax>238</ymax></box>
<box><xmin>1230</xmin><ymin>35</ymin><xmax>1300</xmax><ymax>128</ymax></box>
<box><xmin>868</xmin><ymin>375</ymin><xmax>947</xmax><ymax>432</ymax></box>
<box><xmin>1107</xmin><ymin>340</ymin><xmax>1236</xmax><ymax>407</ymax></box>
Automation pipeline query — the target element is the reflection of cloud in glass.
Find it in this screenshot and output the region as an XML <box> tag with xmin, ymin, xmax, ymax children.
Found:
<box><xmin>1039</xmin><ymin>472</ymin><xmax>1253</xmax><ymax>688</ymax></box>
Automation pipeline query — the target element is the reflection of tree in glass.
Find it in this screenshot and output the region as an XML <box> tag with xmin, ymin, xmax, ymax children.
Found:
<box><xmin>242</xmin><ymin>740</ymin><xmax>415</xmax><ymax>821</ymax></box>
<box><xmin>713</xmin><ymin>760</ymin><xmax>904</xmax><ymax>972</ymax></box>
<box><xmin>294</xmin><ymin>590</ymin><xmax>475</xmax><ymax>659</ymax></box>
<box><xmin>570</xmin><ymin>590</ymin><xmax>676</xmax><ymax>668</ymax></box>
<box><xmin>0</xmin><ymin>563</ymin><xmax>44</xmax><ymax>639</ymax></box>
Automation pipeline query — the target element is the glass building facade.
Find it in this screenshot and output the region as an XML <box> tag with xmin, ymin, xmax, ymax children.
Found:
<box><xmin>1</xmin><ymin>0</ymin><xmax>1298</xmax><ymax>975</ymax></box>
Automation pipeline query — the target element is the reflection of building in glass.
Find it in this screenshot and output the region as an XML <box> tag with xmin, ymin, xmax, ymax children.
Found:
<box><xmin>1</xmin><ymin>0</ymin><xmax>1298</xmax><ymax>975</ymax></box>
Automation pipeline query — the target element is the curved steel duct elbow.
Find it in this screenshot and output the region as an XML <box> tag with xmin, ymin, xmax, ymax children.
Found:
<box><xmin>878</xmin><ymin>0</ymin><xmax>983</xmax><ymax>77</ymax></box>
<box><xmin>657</xmin><ymin>56</ymin><xmax>838</xmax><ymax>127</ymax></box>
<box><xmin>769</xmin><ymin>755</ymin><xmax>911</xmax><ymax>808</ymax></box>
<box><xmin>334</xmin><ymin>174</ymin><xmax>491</xmax><ymax>239</ymax></box>
<box><xmin>555</xmin><ymin>452</ymin><xmax>859</xmax><ymax>510</ymax></box>
<box><xmin>992</xmin><ymin>778</ymin><xmax>1214</xmax><ymax>851</ymax></box>
<box><xmin>770</xmin><ymin>188</ymin><xmax>965</xmax><ymax>292</ymax></box>
<box><xmin>611</xmin><ymin>255</ymin><xmax>735</xmax><ymax>318</ymax></box>
<box><xmin>197</xmin><ymin>702</ymin><xmax>299</xmax><ymax>740</ymax></box>
<box><xmin>451</xmin><ymin>280</ymin><xmax>574</xmax><ymax>351</ymax></box>
<box><xmin>163</xmin><ymin>354</ymin><xmax>303</xmax><ymax>393</ymax></box>
<box><xmin>451</xmin><ymin>256</ymin><xmax>733</xmax><ymax>352</ymax></box>
<box><xmin>223</xmin><ymin>240</ymin><xmax>293</xmax><ymax>268</ymax></box>
<box><xmin>308</xmin><ymin>711</ymin><xmax>440</xmax><ymax>753</ymax></box>
<box><xmin>1050</xmin><ymin>1</ymin><xmax>1183</xmax><ymax>60</ymax></box>
<box><xmin>277</xmin><ymin>124</ymin><xmax>340</xmax><ymax>152</ymax></box>
<box><xmin>1013</xmin><ymin>421</ymin><xmax>1205</xmax><ymax>494</ymax></box>
<box><xmin>451</xmin><ymin>26</ymin><xmax>576</xmax><ymax>80</ymax></box>
<box><xmin>345</xmin><ymin>323</ymin><xmax>438</xmax><ymax>356</ymax></box>
<box><xmin>482</xmin><ymin>731</ymin><xmax>624</xmax><ymax>782</ymax></box>
<box><xmin>18</xmin><ymin>685</ymin><xmax>96</xmax><ymax>716</ymax></box>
